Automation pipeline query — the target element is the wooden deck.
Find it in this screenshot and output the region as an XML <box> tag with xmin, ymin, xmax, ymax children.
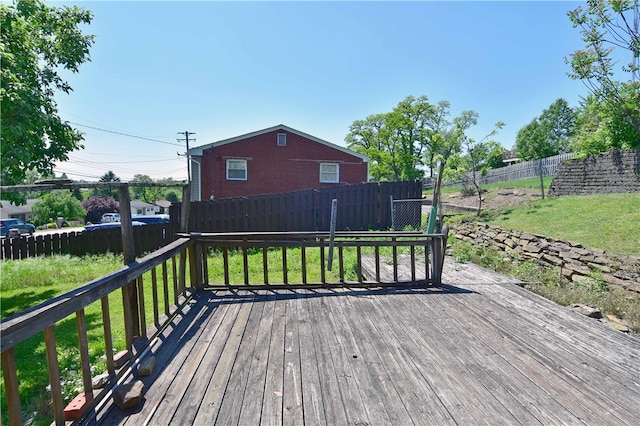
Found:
<box><xmin>91</xmin><ymin>259</ymin><xmax>640</xmax><ymax>425</ymax></box>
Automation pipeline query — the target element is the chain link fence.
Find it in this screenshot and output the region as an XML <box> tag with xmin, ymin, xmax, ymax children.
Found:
<box><xmin>390</xmin><ymin>197</ymin><xmax>426</xmax><ymax>231</ymax></box>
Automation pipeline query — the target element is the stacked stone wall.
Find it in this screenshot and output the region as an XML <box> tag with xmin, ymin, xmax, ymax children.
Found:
<box><xmin>549</xmin><ymin>149</ymin><xmax>640</xmax><ymax>196</ymax></box>
<box><xmin>452</xmin><ymin>222</ymin><xmax>640</xmax><ymax>293</ymax></box>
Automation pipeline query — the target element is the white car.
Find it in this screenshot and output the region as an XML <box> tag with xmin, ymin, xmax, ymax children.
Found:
<box><xmin>101</xmin><ymin>213</ymin><xmax>121</xmax><ymax>223</ymax></box>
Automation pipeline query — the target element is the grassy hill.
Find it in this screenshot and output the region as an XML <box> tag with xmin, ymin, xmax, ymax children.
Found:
<box><xmin>431</xmin><ymin>178</ymin><xmax>639</xmax><ymax>257</ymax></box>
<box><xmin>482</xmin><ymin>193</ymin><xmax>640</xmax><ymax>257</ymax></box>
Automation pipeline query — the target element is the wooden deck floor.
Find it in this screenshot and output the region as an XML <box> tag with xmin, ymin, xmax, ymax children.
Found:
<box><xmin>92</xmin><ymin>259</ymin><xmax>640</xmax><ymax>425</ymax></box>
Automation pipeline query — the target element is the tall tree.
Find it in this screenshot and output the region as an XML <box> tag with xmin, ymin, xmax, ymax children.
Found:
<box><xmin>346</xmin><ymin>96</ymin><xmax>485</xmax><ymax>182</ymax></box>
<box><xmin>95</xmin><ymin>171</ymin><xmax>120</xmax><ymax>199</ymax></box>
<box><xmin>515</xmin><ymin>99</ymin><xmax>576</xmax><ymax>199</ymax></box>
<box><xmin>566</xmin><ymin>0</ymin><xmax>640</xmax><ymax>134</ymax></box>
<box><xmin>0</xmin><ymin>0</ymin><xmax>94</xmax><ymax>204</ymax></box>
<box><xmin>131</xmin><ymin>174</ymin><xmax>153</xmax><ymax>200</ymax></box>
<box><xmin>515</xmin><ymin>98</ymin><xmax>577</xmax><ymax>161</ymax></box>
<box><xmin>346</xmin><ymin>96</ymin><xmax>440</xmax><ymax>181</ymax></box>
<box><xmin>130</xmin><ymin>174</ymin><xmax>167</xmax><ymax>203</ymax></box>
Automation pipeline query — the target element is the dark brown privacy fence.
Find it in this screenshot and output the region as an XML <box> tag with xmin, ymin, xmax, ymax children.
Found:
<box><xmin>0</xmin><ymin>223</ymin><xmax>175</xmax><ymax>260</ymax></box>
<box><xmin>170</xmin><ymin>181</ymin><xmax>423</xmax><ymax>233</ymax></box>
<box><xmin>1</xmin><ymin>181</ymin><xmax>421</xmax><ymax>260</ymax></box>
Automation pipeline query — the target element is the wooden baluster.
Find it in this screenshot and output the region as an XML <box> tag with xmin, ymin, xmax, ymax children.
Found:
<box><xmin>392</xmin><ymin>237</ymin><xmax>398</xmax><ymax>283</ymax></box>
<box><xmin>2</xmin><ymin>348</ymin><xmax>23</xmax><ymax>425</ymax></box>
<box><xmin>201</xmin><ymin>244</ymin><xmax>209</xmax><ymax>288</ymax></box>
<box><xmin>374</xmin><ymin>245</ymin><xmax>380</xmax><ymax>283</ymax></box>
<box><xmin>282</xmin><ymin>246</ymin><xmax>288</xmax><ymax>285</ymax></box>
<box><xmin>320</xmin><ymin>238</ymin><xmax>326</xmax><ymax>284</ymax></box>
<box><xmin>101</xmin><ymin>296</ymin><xmax>115</xmax><ymax>375</ymax></box>
<box><xmin>172</xmin><ymin>256</ymin><xmax>178</xmax><ymax>304</ymax></box>
<box><xmin>162</xmin><ymin>261</ymin><xmax>170</xmax><ymax>316</ymax></box>
<box><xmin>76</xmin><ymin>309</ymin><xmax>94</xmax><ymax>400</ymax></box>
<box><xmin>44</xmin><ymin>326</ymin><xmax>65</xmax><ymax>425</ymax></box>
<box><xmin>121</xmin><ymin>284</ymin><xmax>136</xmax><ymax>351</ymax></box>
<box><xmin>301</xmin><ymin>246</ymin><xmax>307</xmax><ymax>284</ymax></box>
<box><xmin>151</xmin><ymin>267</ymin><xmax>159</xmax><ymax>327</ymax></box>
<box><xmin>263</xmin><ymin>247</ymin><xmax>269</xmax><ymax>285</ymax></box>
<box><xmin>223</xmin><ymin>246</ymin><xmax>230</xmax><ymax>286</ymax></box>
<box><xmin>357</xmin><ymin>246</ymin><xmax>363</xmax><ymax>283</ymax></box>
<box><xmin>338</xmin><ymin>244</ymin><xmax>345</xmax><ymax>283</ymax></box>
<box><xmin>242</xmin><ymin>242</ymin><xmax>249</xmax><ymax>286</ymax></box>
<box><xmin>424</xmin><ymin>237</ymin><xmax>430</xmax><ymax>283</ymax></box>
<box><xmin>137</xmin><ymin>276</ymin><xmax>147</xmax><ymax>339</ymax></box>
<box><xmin>179</xmin><ymin>250</ymin><xmax>187</xmax><ymax>294</ymax></box>
<box><xmin>410</xmin><ymin>245</ymin><xmax>416</xmax><ymax>282</ymax></box>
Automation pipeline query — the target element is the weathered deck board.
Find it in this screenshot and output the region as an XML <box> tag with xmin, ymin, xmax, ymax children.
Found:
<box><xmin>90</xmin><ymin>259</ymin><xmax>640</xmax><ymax>426</ymax></box>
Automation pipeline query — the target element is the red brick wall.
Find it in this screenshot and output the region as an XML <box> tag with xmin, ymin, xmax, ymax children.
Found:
<box><xmin>200</xmin><ymin>130</ymin><xmax>368</xmax><ymax>199</ymax></box>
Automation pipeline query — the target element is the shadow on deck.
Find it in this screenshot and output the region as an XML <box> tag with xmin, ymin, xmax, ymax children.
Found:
<box><xmin>90</xmin><ymin>259</ymin><xmax>640</xmax><ymax>425</ymax></box>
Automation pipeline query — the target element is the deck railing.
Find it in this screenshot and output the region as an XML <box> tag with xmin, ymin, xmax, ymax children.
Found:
<box><xmin>0</xmin><ymin>238</ymin><xmax>195</xmax><ymax>426</ymax></box>
<box><xmin>0</xmin><ymin>229</ymin><xmax>447</xmax><ymax>425</ymax></box>
<box><xmin>189</xmin><ymin>229</ymin><xmax>448</xmax><ymax>289</ymax></box>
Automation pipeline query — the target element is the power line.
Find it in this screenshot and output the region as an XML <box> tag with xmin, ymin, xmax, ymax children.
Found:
<box><xmin>70</xmin><ymin>122</ymin><xmax>183</xmax><ymax>147</ymax></box>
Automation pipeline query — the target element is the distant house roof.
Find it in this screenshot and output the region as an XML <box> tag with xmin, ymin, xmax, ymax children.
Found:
<box><xmin>187</xmin><ymin>124</ymin><xmax>369</xmax><ymax>162</ymax></box>
<box><xmin>131</xmin><ymin>200</ymin><xmax>156</xmax><ymax>209</ymax></box>
<box><xmin>154</xmin><ymin>200</ymin><xmax>172</xmax><ymax>209</ymax></box>
<box><xmin>0</xmin><ymin>199</ymin><xmax>38</xmax><ymax>218</ymax></box>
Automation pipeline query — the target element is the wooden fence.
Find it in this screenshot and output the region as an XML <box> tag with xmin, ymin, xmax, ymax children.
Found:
<box><xmin>1</xmin><ymin>181</ymin><xmax>421</xmax><ymax>260</ymax></box>
<box><xmin>0</xmin><ymin>223</ymin><xmax>175</xmax><ymax>260</ymax></box>
<box><xmin>171</xmin><ymin>181</ymin><xmax>422</xmax><ymax>233</ymax></box>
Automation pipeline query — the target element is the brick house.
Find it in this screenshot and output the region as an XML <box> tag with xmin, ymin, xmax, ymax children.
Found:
<box><xmin>187</xmin><ymin>124</ymin><xmax>369</xmax><ymax>200</ymax></box>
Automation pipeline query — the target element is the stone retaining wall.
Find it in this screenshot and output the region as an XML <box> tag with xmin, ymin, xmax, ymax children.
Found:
<box><xmin>452</xmin><ymin>222</ymin><xmax>640</xmax><ymax>293</ymax></box>
<box><xmin>549</xmin><ymin>149</ymin><xmax>640</xmax><ymax>196</ymax></box>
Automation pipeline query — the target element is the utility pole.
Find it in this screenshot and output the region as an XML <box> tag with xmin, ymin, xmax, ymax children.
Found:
<box><xmin>177</xmin><ymin>131</ymin><xmax>196</xmax><ymax>182</ymax></box>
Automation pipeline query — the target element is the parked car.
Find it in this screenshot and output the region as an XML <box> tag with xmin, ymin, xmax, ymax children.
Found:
<box><xmin>131</xmin><ymin>214</ymin><xmax>170</xmax><ymax>224</ymax></box>
<box><xmin>101</xmin><ymin>213</ymin><xmax>121</xmax><ymax>223</ymax></box>
<box><xmin>85</xmin><ymin>221</ymin><xmax>146</xmax><ymax>231</ymax></box>
<box><xmin>1</xmin><ymin>218</ymin><xmax>36</xmax><ymax>237</ymax></box>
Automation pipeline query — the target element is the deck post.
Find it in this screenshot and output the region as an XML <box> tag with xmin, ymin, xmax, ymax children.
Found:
<box><xmin>180</xmin><ymin>184</ymin><xmax>191</xmax><ymax>233</ymax></box>
<box><xmin>118</xmin><ymin>184</ymin><xmax>141</xmax><ymax>349</ymax></box>
<box><xmin>189</xmin><ymin>242</ymin><xmax>203</xmax><ymax>290</ymax></box>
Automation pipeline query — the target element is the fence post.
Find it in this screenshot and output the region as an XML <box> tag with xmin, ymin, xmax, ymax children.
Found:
<box><xmin>390</xmin><ymin>196</ymin><xmax>395</xmax><ymax>230</ymax></box>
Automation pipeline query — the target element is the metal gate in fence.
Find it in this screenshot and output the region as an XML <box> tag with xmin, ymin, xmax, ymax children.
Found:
<box><xmin>390</xmin><ymin>197</ymin><xmax>425</xmax><ymax>230</ymax></box>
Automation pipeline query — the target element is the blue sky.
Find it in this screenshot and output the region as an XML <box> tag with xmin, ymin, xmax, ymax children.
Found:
<box><xmin>48</xmin><ymin>0</ymin><xmax>588</xmax><ymax>181</ymax></box>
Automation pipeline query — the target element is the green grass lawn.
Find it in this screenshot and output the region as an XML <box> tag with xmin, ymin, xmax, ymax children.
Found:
<box><xmin>480</xmin><ymin>193</ymin><xmax>640</xmax><ymax>257</ymax></box>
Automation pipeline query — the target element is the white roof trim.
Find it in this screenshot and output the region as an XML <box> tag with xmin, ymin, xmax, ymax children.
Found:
<box><xmin>187</xmin><ymin>124</ymin><xmax>369</xmax><ymax>162</ymax></box>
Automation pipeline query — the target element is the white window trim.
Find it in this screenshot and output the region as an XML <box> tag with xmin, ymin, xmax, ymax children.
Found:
<box><xmin>320</xmin><ymin>162</ymin><xmax>339</xmax><ymax>183</ymax></box>
<box><xmin>226</xmin><ymin>159</ymin><xmax>247</xmax><ymax>181</ymax></box>
<box><xmin>277</xmin><ymin>133</ymin><xmax>286</xmax><ymax>146</ymax></box>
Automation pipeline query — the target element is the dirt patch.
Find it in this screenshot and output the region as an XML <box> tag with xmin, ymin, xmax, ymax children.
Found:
<box><xmin>443</xmin><ymin>187</ymin><xmax>544</xmax><ymax>211</ymax></box>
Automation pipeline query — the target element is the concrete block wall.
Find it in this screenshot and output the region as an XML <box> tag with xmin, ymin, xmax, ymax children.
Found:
<box><xmin>452</xmin><ymin>222</ymin><xmax>640</xmax><ymax>293</ymax></box>
<box><xmin>549</xmin><ymin>149</ymin><xmax>640</xmax><ymax>196</ymax></box>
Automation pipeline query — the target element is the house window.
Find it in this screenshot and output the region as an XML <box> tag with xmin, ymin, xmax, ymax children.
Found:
<box><xmin>320</xmin><ymin>163</ymin><xmax>339</xmax><ymax>183</ymax></box>
<box><xmin>277</xmin><ymin>133</ymin><xmax>286</xmax><ymax>146</ymax></box>
<box><xmin>226</xmin><ymin>159</ymin><xmax>247</xmax><ymax>180</ymax></box>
